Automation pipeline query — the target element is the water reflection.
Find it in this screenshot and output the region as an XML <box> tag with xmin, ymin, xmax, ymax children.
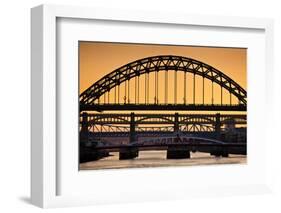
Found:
<box><xmin>80</xmin><ymin>151</ymin><xmax>246</xmax><ymax>170</ymax></box>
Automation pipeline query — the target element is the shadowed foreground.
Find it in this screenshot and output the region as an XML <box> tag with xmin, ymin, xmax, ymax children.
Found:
<box><xmin>79</xmin><ymin>151</ymin><xmax>246</xmax><ymax>170</ymax></box>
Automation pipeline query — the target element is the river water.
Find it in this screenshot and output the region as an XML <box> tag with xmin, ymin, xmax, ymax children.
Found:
<box><xmin>80</xmin><ymin>151</ymin><xmax>246</xmax><ymax>170</ymax></box>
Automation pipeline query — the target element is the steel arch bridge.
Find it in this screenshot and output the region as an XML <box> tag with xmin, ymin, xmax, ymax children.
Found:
<box><xmin>81</xmin><ymin>112</ymin><xmax>246</xmax><ymax>142</ymax></box>
<box><xmin>85</xmin><ymin>135</ymin><xmax>247</xmax><ymax>158</ymax></box>
<box><xmin>83</xmin><ymin>113</ymin><xmax>246</xmax><ymax>126</ymax></box>
<box><xmin>90</xmin><ymin>124</ymin><xmax>216</xmax><ymax>134</ymax></box>
<box><xmin>80</xmin><ymin>55</ymin><xmax>247</xmax><ymax>112</ymax></box>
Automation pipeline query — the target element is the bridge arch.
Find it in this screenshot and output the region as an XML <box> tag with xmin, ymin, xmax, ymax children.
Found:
<box><xmin>87</xmin><ymin>115</ymin><xmax>130</xmax><ymax>125</ymax></box>
<box><xmin>80</xmin><ymin>55</ymin><xmax>247</xmax><ymax>111</ymax></box>
<box><xmin>136</xmin><ymin>115</ymin><xmax>174</xmax><ymax>124</ymax></box>
<box><xmin>181</xmin><ymin>115</ymin><xmax>215</xmax><ymax>125</ymax></box>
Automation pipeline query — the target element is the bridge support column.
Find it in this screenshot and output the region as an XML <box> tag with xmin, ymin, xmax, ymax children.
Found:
<box><xmin>215</xmin><ymin>113</ymin><xmax>222</xmax><ymax>140</ymax></box>
<box><xmin>80</xmin><ymin>112</ymin><xmax>90</xmax><ymax>146</ymax></box>
<box><xmin>79</xmin><ymin>112</ymin><xmax>110</xmax><ymax>162</ymax></box>
<box><xmin>174</xmin><ymin>113</ymin><xmax>179</xmax><ymax>133</ymax></box>
<box><xmin>130</xmin><ymin>112</ymin><xmax>137</xmax><ymax>143</ymax></box>
<box><xmin>119</xmin><ymin>113</ymin><xmax>138</xmax><ymax>160</ymax></box>
<box><xmin>166</xmin><ymin>113</ymin><xmax>190</xmax><ymax>159</ymax></box>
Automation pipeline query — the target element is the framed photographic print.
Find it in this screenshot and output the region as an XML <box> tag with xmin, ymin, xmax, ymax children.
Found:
<box><xmin>78</xmin><ymin>42</ymin><xmax>247</xmax><ymax>170</ymax></box>
<box><xmin>31</xmin><ymin>4</ymin><xmax>274</xmax><ymax>208</ymax></box>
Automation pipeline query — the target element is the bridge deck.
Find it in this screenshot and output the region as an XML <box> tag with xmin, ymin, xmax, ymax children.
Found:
<box><xmin>80</xmin><ymin>104</ymin><xmax>246</xmax><ymax>112</ymax></box>
<box><xmin>90</xmin><ymin>142</ymin><xmax>246</xmax><ymax>150</ymax></box>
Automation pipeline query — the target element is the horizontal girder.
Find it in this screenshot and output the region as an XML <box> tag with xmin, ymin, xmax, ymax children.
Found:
<box><xmin>81</xmin><ymin>112</ymin><xmax>247</xmax><ymax>125</ymax></box>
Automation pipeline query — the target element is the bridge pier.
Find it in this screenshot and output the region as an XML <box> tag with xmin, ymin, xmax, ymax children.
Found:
<box><xmin>80</xmin><ymin>148</ymin><xmax>110</xmax><ymax>163</ymax></box>
<box><xmin>129</xmin><ymin>112</ymin><xmax>137</xmax><ymax>143</ymax></box>
<box><xmin>80</xmin><ymin>112</ymin><xmax>90</xmax><ymax>146</ymax></box>
<box><xmin>167</xmin><ymin>146</ymin><xmax>190</xmax><ymax>159</ymax></box>
<box><xmin>166</xmin><ymin>113</ymin><xmax>190</xmax><ymax>159</ymax></box>
<box><xmin>119</xmin><ymin>147</ymin><xmax>139</xmax><ymax>160</ymax></box>
<box><xmin>215</xmin><ymin>113</ymin><xmax>222</xmax><ymax>140</ymax></box>
<box><xmin>174</xmin><ymin>112</ymin><xmax>179</xmax><ymax>132</ymax></box>
<box><xmin>119</xmin><ymin>113</ymin><xmax>139</xmax><ymax>160</ymax></box>
<box><xmin>210</xmin><ymin>147</ymin><xmax>229</xmax><ymax>157</ymax></box>
<box><xmin>222</xmin><ymin>147</ymin><xmax>229</xmax><ymax>157</ymax></box>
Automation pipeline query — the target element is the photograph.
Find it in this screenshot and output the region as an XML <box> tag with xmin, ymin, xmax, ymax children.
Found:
<box><xmin>78</xmin><ymin>42</ymin><xmax>247</xmax><ymax>170</ymax></box>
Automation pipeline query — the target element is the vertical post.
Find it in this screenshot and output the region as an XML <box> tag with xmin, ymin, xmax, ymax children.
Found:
<box><xmin>145</xmin><ymin>73</ymin><xmax>147</xmax><ymax>104</ymax></box>
<box><xmin>174</xmin><ymin>112</ymin><xmax>179</xmax><ymax>133</ymax></box>
<box><xmin>212</xmin><ymin>81</ymin><xmax>214</xmax><ymax>105</ymax></box>
<box><xmin>147</xmin><ymin>73</ymin><xmax>149</xmax><ymax>103</ymax></box>
<box><xmin>156</xmin><ymin>70</ymin><xmax>159</xmax><ymax>104</ymax></box>
<box><xmin>114</xmin><ymin>86</ymin><xmax>117</xmax><ymax>104</ymax></box>
<box><xmin>118</xmin><ymin>84</ymin><xmax>120</xmax><ymax>104</ymax></box>
<box><xmin>81</xmin><ymin>112</ymin><xmax>89</xmax><ymax>133</ymax></box>
<box><xmin>124</xmin><ymin>80</ymin><xmax>127</xmax><ymax>104</ymax></box>
<box><xmin>184</xmin><ymin>72</ymin><xmax>186</xmax><ymax>104</ymax></box>
<box><xmin>129</xmin><ymin>112</ymin><xmax>136</xmax><ymax>143</ymax></box>
<box><xmin>167</xmin><ymin>112</ymin><xmax>190</xmax><ymax>159</ymax></box>
<box><xmin>155</xmin><ymin>71</ymin><xmax>157</xmax><ymax>104</ymax></box>
<box><xmin>135</xmin><ymin>77</ymin><xmax>137</xmax><ymax>104</ymax></box>
<box><xmin>118</xmin><ymin>73</ymin><xmax>120</xmax><ymax>105</ymax></box>
<box><xmin>193</xmin><ymin>73</ymin><xmax>195</xmax><ymax>104</ymax></box>
<box><xmin>128</xmin><ymin>80</ymin><xmax>130</xmax><ymax>103</ymax></box>
<box><xmin>215</xmin><ymin>113</ymin><xmax>221</xmax><ymax>140</ymax></box>
<box><xmin>100</xmin><ymin>124</ymin><xmax>103</xmax><ymax>141</ymax></box>
<box><xmin>138</xmin><ymin>76</ymin><xmax>140</xmax><ymax>104</ymax></box>
<box><xmin>165</xmin><ymin>70</ymin><xmax>168</xmax><ymax>104</ymax></box>
<box><xmin>221</xmin><ymin>85</ymin><xmax>223</xmax><ymax>105</ymax></box>
<box><xmin>174</xmin><ymin>71</ymin><xmax>177</xmax><ymax>104</ymax></box>
<box><xmin>80</xmin><ymin>112</ymin><xmax>90</xmax><ymax>147</ymax></box>
<box><xmin>202</xmin><ymin>77</ymin><xmax>205</xmax><ymax>104</ymax></box>
<box><xmin>120</xmin><ymin>112</ymin><xmax>138</xmax><ymax>160</ymax></box>
<box><xmin>107</xmin><ymin>90</ymin><xmax>110</xmax><ymax>104</ymax></box>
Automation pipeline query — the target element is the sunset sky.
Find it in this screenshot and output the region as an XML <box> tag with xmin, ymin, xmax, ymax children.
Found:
<box><xmin>79</xmin><ymin>42</ymin><xmax>246</xmax><ymax>107</ymax></box>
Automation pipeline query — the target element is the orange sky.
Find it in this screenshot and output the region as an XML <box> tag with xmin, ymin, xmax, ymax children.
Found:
<box><xmin>79</xmin><ymin>41</ymin><xmax>246</xmax><ymax>107</ymax></box>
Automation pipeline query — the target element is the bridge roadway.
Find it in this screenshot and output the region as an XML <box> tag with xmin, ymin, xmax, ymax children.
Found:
<box><xmin>89</xmin><ymin>131</ymin><xmax>218</xmax><ymax>138</ymax></box>
<box><xmin>80</xmin><ymin>103</ymin><xmax>246</xmax><ymax>112</ymax></box>
<box><xmin>82</xmin><ymin>112</ymin><xmax>247</xmax><ymax>125</ymax></box>
<box><xmin>92</xmin><ymin>141</ymin><xmax>246</xmax><ymax>153</ymax></box>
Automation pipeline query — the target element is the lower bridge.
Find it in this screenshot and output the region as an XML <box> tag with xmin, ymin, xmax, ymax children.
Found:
<box><xmin>80</xmin><ymin>135</ymin><xmax>246</xmax><ymax>162</ymax></box>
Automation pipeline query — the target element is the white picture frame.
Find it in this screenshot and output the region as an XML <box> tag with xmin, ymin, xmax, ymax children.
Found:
<box><xmin>31</xmin><ymin>4</ymin><xmax>274</xmax><ymax>208</ymax></box>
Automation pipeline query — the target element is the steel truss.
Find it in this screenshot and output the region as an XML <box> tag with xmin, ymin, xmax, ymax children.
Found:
<box><xmin>80</xmin><ymin>55</ymin><xmax>247</xmax><ymax>112</ymax></box>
